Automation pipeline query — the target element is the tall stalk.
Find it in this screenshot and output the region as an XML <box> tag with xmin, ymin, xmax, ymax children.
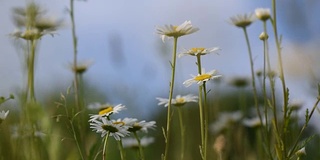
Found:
<box><xmin>163</xmin><ymin>37</ymin><xmax>178</xmax><ymax>160</ymax></box>
<box><xmin>196</xmin><ymin>55</ymin><xmax>206</xmax><ymax>160</ymax></box>
<box><xmin>242</xmin><ymin>27</ymin><xmax>262</xmax><ymax>126</ymax></box>
<box><xmin>271</xmin><ymin>1</ymin><xmax>289</xmax><ymax>158</ymax></box>
<box><xmin>70</xmin><ymin>0</ymin><xmax>81</xmax><ymax>112</ymax></box>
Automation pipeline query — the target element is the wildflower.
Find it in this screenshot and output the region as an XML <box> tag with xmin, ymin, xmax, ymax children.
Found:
<box><xmin>259</xmin><ymin>32</ymin><xmax>269</xmax><ymax>40</ymax></box>
<box><xmin>114</xmin><ymin>118</ymin><xmax>138</xmax><ymax>127</ymax></box>
<box><xmin>90</xmin><ymin>118</ymin><xmax>130</xmax><ymax>141</ymax></box>
<box><xmin>122</xmin><ymin>137</ymin><xmax>155</xmax><ymax>149</ymax></box>
<box><xmin>242</xmin><ymin>116</ymin><xmax>265</xmax><ymax>128</ymax></box>
<box><xmin>70</xmin><ymin>60</ymin><xmax>94</xmax><ymax>74</ymax></box>
<box><xmin>178</xmin><ymin>47</ymin><xmax>220</xmax><ymax>57</ymax></box>
<box><xmin>295</xmin><ymin>147</ymin><xmax>306</xmax><ymax>157</ymax></box>
<box><xmin>183</xmin><ymin>68</ymin><xmax>221</xmax><ymax>87</ymax></box>
<box><xmin>156</xmin><ymin>20</ymin><xmax>199</xmax><ymax>42</ymax></box>
<box><xmin>0</xmin><ymin>110</ymin><xmax>9</xmax><ymax>124</ymax></box>
<box><xmin>88</xmin><ymin>103</ymin><xmax>126</xmax><ymax>121</ymax></box>
<box><xmin>228</xmin><ymin>76</ymin><xmax>250</xmax><ymax>88</ymax></box>
<box><xmin>210</xmin><ymin>111</ymin><xmax>242</xmax><ymax>133</ymax></box>
<box><xmin>230</xmin><ymin>13</ymin><xmax>255</xmax><ymax>28</ymax></box>
<box><xmin>156</xmin><ymin>94</ymin><xmax>198</xmax><ymax>107</ymax></box>
<box><xmin>127</xmin><ymin>120</ymin><xmax>156</xmax><ymax>133</ymax></box>
<box><xmin>11</xmin><ymin>2</ymin><xmax>61</xmax><ymax>40</ymax></box>
<box><xmin>255</xmin><ymin>8</ymin><xmax>271</xmax><ymax>21</ymax></box>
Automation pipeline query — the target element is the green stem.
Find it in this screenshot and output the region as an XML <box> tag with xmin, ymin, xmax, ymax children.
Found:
<box><xmin>70</xmin><ymin>0</ymin><xmax>81</xmax><ymax>112</ymax></box>
<box><xmin>118</xmin><ymin>140</ymin><xmax>126</xmax><ymax>160</ymax></box>
<box><xmin>271</xmin><ymin>0</ymin><xmax>288</xmax><ymax>158</ymax></box>
<box><xmin>262</xmin><ymin>21</ymin><xmax>276</xmax><ymax>159</ymax></box>
<box><xmin>163</xmin><ymin>37</ymin><xmax>178</xmax><ymax>160</ymax></box>
<box><xmin>134</xmin><ymin>132</ymin><xmax>144</xmax><ymax>160</ymax></box>
<box><xmin>70</xmin><ymin>117</ymin><xmax>85</xmax><ymax>160</ymax></box>
<box><xmin>177</xmin><ymin>107</ymin><xmax>185</xmax><ymax>160</ymax></box>
<box><xmin>242</xmin><ymin>27</ymin><xmax>262</xmax><ymax>128</ymax></box>
<box><xmin>103</xmin><ymin>132</ymin><xmax>110</xmax><ymax>160</ymax></box>
<box><xmin>28</xmin><ymin>39</ymin><xmax>37</xmax><ymax>102</ymax></box>
<box><xmin>196</xmin><ymin>55</ymin><xmax>206</xmax><ymax>160</ymax></box>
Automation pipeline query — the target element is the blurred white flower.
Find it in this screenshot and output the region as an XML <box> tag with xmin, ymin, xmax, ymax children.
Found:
<box><xmin>178</xmin><ymin>47</ymin><xmax>220</xmax><ymax>57</ymax></box>
<box><xmin>242</xmin><ymin>116</ymin><xmax>266</xmax><ymax>128</ymax></box>
<box><xmin>122</xmin><ymin>137</ymin><xmax>155</xmax><ymax>148</ymax></box>
<box><xmin>0</xmin><ymin>110</ymin><xmax>9</xmax><ymax>124</ymax></box>
<box><xmin>230</xmin><ymin>13</ymin><xmax>255</xmax><ymax>28</ymax></box>
<box><xmin>255</xmin><ymin>8</ymin><xmax>271</xmax><ymax>21</ymax></box>
<box><xmin>183</xmin><ymin>68</ymin><xmax>221</xmax><ymax>87</ymax></box>
<box><xmin>127</xmin><ymin>120</ymin><xmax>156</xmax><ymax>133</ymax></box>
<box><xmin>295</xmin><ymin>147</ymin><xmax>306</xmax><ymax>157</ymax></box>
<box><xmin>156</xmin><ymin>94</ymin><xmax>198</xmax><ymax>107</ymax></box>
<box><xmin>156</xmin><ymin>20</ymin><xmax>199</xmax><ymax>42</ymax></box>
<box><xmin>210</xmin><ymin>111</ymin><xmax>242</xmax><ymax>134</ymax></box>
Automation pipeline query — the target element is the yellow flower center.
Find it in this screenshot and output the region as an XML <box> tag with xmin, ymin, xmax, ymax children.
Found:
<box><xmin>191</xmin><ymin>47</ymin><xmax>205</xmax><ymax>53</ymax></box>
<box><xmin>99</xmin><ymin>106</ymin><xmax>113</xmax><ymax>115</ymax></box>
<box><xmin>113</xmin><ymin>121</ymin><xmax>125</xmax><ymax>126</ymax></box>
<box><xmin>176</xmin><ymin>98</ymin><xmax>185</xmax><ymax>104</ymax></box>
<box><xmin>173</xmin><ymin>26</ymin><xmax>178</xmax><ymax>31</ymax></box>
<box><xmin>194</xmin><ymin>74</ymin><xmax>212</xmax><ymax>81</ymax></box>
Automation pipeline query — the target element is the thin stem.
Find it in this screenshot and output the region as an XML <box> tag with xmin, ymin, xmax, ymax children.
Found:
<box><xmin>70</xmin><ymin>0</ymin><xmax>81</xmax><ymax>112</ymax></box>
<box><xmin>177</xmin><ymin>107</ymin><xmax>185</xmax><ymax>160</ymax></box>
<box><xmin>134</xmin><ymin>132</ymin><xmax>145</xmax><ymax>160</ymax></box>
<box><xmin>70</xmin><ymin>117</ymin><xmax>85</xmax><ymax>160</ymax></box>
<box><xmin>28</xmin><ymin>39</ymin><xmax>37</xmax><ymax>102</ymax></box>
<box><xmin>196</xmin><ymin>55</ymin><xmax>205</xmax><ymax>160</ymax></box>
<box><xmin>163</xmin><ymin>37</ymin><xmax>178</xmax><ymax>160</ymax></box>
<box><xmin>118</xmin><ymin>140</ymin><xmax>126</xmax><ymax>160</ymax></box>
<box><xmin>262</xmin><ymin>21</ymin><xmax>275</xmax><ymax>159</ymax></box>
<box><xmin>103</xmin><ymin>132</ymin><xmax>110</xmax><ymax>160</ymax></box>
<box><xmin>271</xmin><ymin>0</ymin><xmax>288</xmax><ymax>158</ymax></box>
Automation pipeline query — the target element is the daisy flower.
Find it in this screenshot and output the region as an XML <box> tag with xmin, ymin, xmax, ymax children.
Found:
<box><xmin>70</xmin><ymin>60</ymin><xmax>94</xmax><ymax>74</ymax></box>
<box><xmin>156</xmin><ymin>20</ymin><xmax>199</xmax><ymax>42</ymax></box>
<box><xmin>230</xmin><ymin>13</ymin><xmax>255</xmax><ymax>28</ymax></box>
<box><xmin>90</xmin><ymin>118</ymin><xmax>130</xmax><ymax>141</ymax></box>
<box><xmin>178</xmin><ymin>47</ymin><xmax>220</xmax><ymax>57</ymax></box>
<box><xmin>0</xmin><ymin>110</ymin><xmax>9</xmax><ymax>124</ymax></box>
<box><xmin>183</xmin><ymin>68</ymin><xmax>221</xmax><ymax>87</ymax></box>
<box><xmin>156</xmin><ymin>94</ymin><xmax>198</xmax><ymax>107</ymax></box>
<box><xmin>127</xmin><ymin>120</ymin><xmax>156</xmax><ymax>133</ymax></box>
<box><xmin>255</xmin><ymin>8</ymin><xmax>271</xmax><ymax>21</ymax></box>
<box><xmin>88</xmin><ymin>103</ymin><xmax>126</xmax><ymax>121</ymax></box>
<box><xmin>122</xmin><ymin>137</ymin><xmax>155</xmax><ymax>149</ymax></box>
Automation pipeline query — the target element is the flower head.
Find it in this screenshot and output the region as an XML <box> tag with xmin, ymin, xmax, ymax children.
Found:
<box><xmin>127</xmin><ymin>120</ymin><xmax>156</xmax><ymax>133</ymax></box>
<box><xmin>122</xmin><ymin>137</ymin><xmax>155</xmax><ymax>149</ymax></box>
<box><xmin>156</xmin><ymin>20</ymin><xmax>199</xmax><ymax>42</ymax></box>
<box><xmin>230</xmin><ymin>13</ymin><xmax>255</xmax><ymax>28</ymax></box>
<box><xmin>90</xmin><ymin>118</ymin><xmax>130</xmax><ymax>141</ymax></box>
<box><xmin>255</xmin><ymin>8</ymin><xmax>271</xmax><ymax>21</ymax></box>
<box><xmin>156</xmin><ymin>94</ymin><xmax>198</xmax><ymax>107</ymax></box>
<box><xmin>183</xmin><ymin>68</ymin><xmax>221</xmax><ymax>87</ymax></box>
<box><xmin>178</xmin><ymin>47</ymin><xmax>220</xmax><ymax>57</ymax></box>
<box><xmin>0</xmin><ymin>110</ymin><xmax>9</xmax><ymax>124</ymax></box>
<box><xmin>11</xmin><ymin>2</ymin><xmax>61</xmax><ymax>40</ymax></box>
<box><xmin>88</xmin><ymin>103</ymin><xmax>126</xmax><ymax>121</ymax></box>
<box><xmin>70</xmin><ymin>60</ymin><xmax>94</xmax><ymax>74</ymax></box>
<box><xmin>295</xmin><ymin>147</ymin><xmax>306</xmax><ymax>157</ymax></box>
<box><xmin>210</xmin><ymin>111</ymin><xmax>242</xmax><ymax>134</ymax></box>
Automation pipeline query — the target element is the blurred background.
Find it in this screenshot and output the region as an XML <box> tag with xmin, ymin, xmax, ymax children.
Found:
<box><xmin>1</xmin><ymin>0</ymin><xmax>320</xmax><ymax>159</ymax></box>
